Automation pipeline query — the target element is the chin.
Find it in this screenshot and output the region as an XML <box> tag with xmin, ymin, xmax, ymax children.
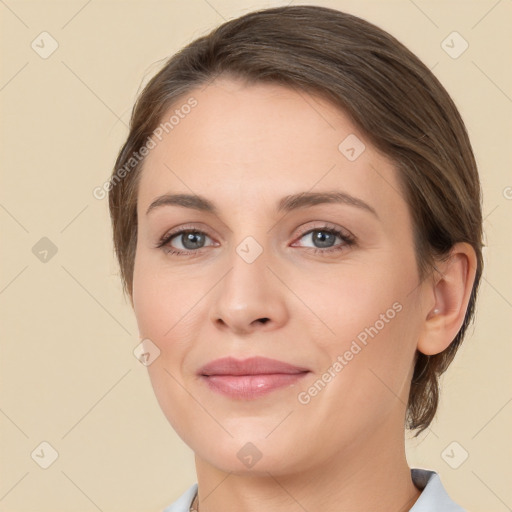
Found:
<box><xmin>191</xmin><ymin>430</ymin><xmax>310</xmax><ymax>476</ymax></box>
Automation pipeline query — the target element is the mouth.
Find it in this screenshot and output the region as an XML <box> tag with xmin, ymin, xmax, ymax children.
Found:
<box><xmin>198</xmin><ymin>356</ymin><xmax>311</xmax><ymax>400</ymax></box>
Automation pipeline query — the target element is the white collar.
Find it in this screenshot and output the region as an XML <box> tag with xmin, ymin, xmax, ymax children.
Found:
<box><xmin>410</xmin><ymin>468</ymin><xmax>466</xmax><ymax>511</ymax></box>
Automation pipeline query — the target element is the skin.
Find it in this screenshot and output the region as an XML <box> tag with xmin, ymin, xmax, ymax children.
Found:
<box><xmin>131</xmin><ymin>77</ymin><xmax>476</xmax><ymax>511</ymax></box>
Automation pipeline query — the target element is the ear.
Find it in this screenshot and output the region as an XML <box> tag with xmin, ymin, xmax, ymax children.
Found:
<box><xmin>417</xmin><ymin>242</ymin><xmax>477</xmax><ymax>356</ymax></box>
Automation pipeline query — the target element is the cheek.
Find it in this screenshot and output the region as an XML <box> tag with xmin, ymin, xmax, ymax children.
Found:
<box><xmin>308</xmin><ymin>310</ymin><xmax>417</xmax><ymax>434</ymax></box>
<box><xmin>132</xmin><ymin>263</ymin><xmax>164</xmax><ymax>339</ymax></box>
<box><xmin>318</xmin><ymin>266</ymin><xmax>406</xmax><ymax>343</ymax></box>
<box><xmin>132</xmin><ymin>248</ymin><xmax>180</xmax><ymax>354</ymax></box>
<box><xmin>312</xmin><ymin>261</ymin><xmax>418</xmax><ymax>398</ymax></box>
<box><xmin>132</xmin><ymin>254</ymin><xmax>198</xmax><ymax>437</ymax></box>
<box><xmin>132</xmin><ymin>251</ymin><xmax>202</xmax><ymax>365</ymax></box>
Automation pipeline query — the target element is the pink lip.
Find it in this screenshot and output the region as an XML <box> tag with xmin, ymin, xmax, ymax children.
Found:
<box><xmin>198</xmin><ymin>356</ymin><xmax>310</xmax><ymax>399</ymax></box>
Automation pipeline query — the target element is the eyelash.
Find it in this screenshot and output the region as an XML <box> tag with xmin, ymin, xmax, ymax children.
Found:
<box><xmin>155</xmin><ymin>223</ymin><xmax>356</xmax><ymax>258</ymax></box>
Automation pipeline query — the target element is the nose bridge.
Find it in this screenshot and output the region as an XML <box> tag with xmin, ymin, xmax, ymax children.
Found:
<box><xmin>209</xmin><ymin>226</ymin><xmax>286</xmax><ymax>332</ymax></box>
<box><xmin>235</xmin><ymin>232</ymin><xmax>267</xmax><ymax>266</ymax></box>
<box><xmin>218</xmin><ymin>204</ymin><xmax>273</xmax><ymax>271</ymax></box>
<box><xmin>225</xmin><ymin>230</ymin><xmax>271</xmax><ymax>301</ymax></box>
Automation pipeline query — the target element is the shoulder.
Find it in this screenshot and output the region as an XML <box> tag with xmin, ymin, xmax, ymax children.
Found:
<box><xmin>410</xmin><ymin>468</ymin><xmax>467</xmax><ymax>512</ymax></box>
<box><xmin>162</xmin><ymin>483</ymin><xmax>197</xmax><ymax>512</ymax></box>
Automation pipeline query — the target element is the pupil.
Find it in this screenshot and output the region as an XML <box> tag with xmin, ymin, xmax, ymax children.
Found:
<box><xmin>314</xmin><ymin>230</ymin><xmax>334</xmax><ymax>248</ymax></box>
<box><xmin>183</xmin><ymin>232</ymin><xmax>204</xmax><ymax>249</ymax></box>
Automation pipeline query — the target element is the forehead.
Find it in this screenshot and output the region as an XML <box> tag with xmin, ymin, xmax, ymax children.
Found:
<box><xmin>136</xmin><ymin>78</ymin><xmax>406</xmax><ymax>221</ymax></box>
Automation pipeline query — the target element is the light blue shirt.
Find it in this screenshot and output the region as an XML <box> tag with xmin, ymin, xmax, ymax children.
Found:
<box><xmin>162</xmin><ymin>468</ymin><xmax>466</xmax><ymax>511</ymax></box>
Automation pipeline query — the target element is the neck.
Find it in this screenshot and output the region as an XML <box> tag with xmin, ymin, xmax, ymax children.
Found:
<box><xmin>192</xmin><ymin>414</ymin><xmax>422</xmax><ymax>512</ymax></box>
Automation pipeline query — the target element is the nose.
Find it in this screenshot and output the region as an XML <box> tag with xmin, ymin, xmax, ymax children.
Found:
<box><xmin>209</xmin><ymin>242</ymin><xmax>288</xmax><ymax>335</ymax></box>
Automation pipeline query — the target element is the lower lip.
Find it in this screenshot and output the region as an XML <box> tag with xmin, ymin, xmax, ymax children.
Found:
<box><xmin>201</xmin><ymin>373</ymin><xmax>309</xmax><ymax>399</ymax></box>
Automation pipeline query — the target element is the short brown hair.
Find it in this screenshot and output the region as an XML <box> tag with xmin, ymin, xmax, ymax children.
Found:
<box><xmin>108</xmin><ymin>5</ymin><xmax>483</xmax><ymax>436</ymax></box>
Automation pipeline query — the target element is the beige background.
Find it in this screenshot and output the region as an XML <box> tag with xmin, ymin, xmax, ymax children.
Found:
<box><xmin>1</xmin><ymin>0</ymin><xmax>511</xmax><ymax>511</ymax></box>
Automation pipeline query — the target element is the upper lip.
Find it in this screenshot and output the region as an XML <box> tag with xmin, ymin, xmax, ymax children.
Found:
<box><xmin>198</xmin><ymin>356</ymin><xmax>310</xmax><ymax>376</ymax></box>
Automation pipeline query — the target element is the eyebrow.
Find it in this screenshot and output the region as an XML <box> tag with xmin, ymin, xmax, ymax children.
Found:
<box><xmin>145</xmin><ymin>191</ymin><xmax>378</xmax><ymax>218</ymax></box>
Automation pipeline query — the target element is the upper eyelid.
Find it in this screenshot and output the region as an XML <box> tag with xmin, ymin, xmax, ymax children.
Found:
<box><xmin>295</xmin><ymin>222</ymin><xmax>352</xmax><ymax>237</ymax></box>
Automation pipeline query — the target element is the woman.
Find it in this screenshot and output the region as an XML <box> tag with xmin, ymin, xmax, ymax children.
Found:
<box><xmin>108</xmin><ymin>5</ymin><xmax>482</xmax><ymax>511</ymax></box>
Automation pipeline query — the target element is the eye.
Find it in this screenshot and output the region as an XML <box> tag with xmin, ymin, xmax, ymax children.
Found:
<box><xmin>156</xmin><ymin>222</ymin><xmax>356</xmax><ymax>257</ymax></box>
<box><xmin>156</xmin><ymin>227</ymin><xmax>216</xmax><ymax>256</ymax></box>
<box><xmin>292</xmin><ymin>224</ymin><xmax>355</xmax><ymax>255</ymax></box>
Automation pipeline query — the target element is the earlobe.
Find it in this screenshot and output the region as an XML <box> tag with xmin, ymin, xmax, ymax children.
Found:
<box><xmin>417</xmin><ymin>242</ymin><xmax>477</xmax><ymax>356</ymax></box>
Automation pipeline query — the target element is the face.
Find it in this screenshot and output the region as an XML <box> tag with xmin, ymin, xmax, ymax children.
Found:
<box><xmin>132</xmin><ymin>78</ymin><xmax>428</xmax><ymax>476</ymax></box>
